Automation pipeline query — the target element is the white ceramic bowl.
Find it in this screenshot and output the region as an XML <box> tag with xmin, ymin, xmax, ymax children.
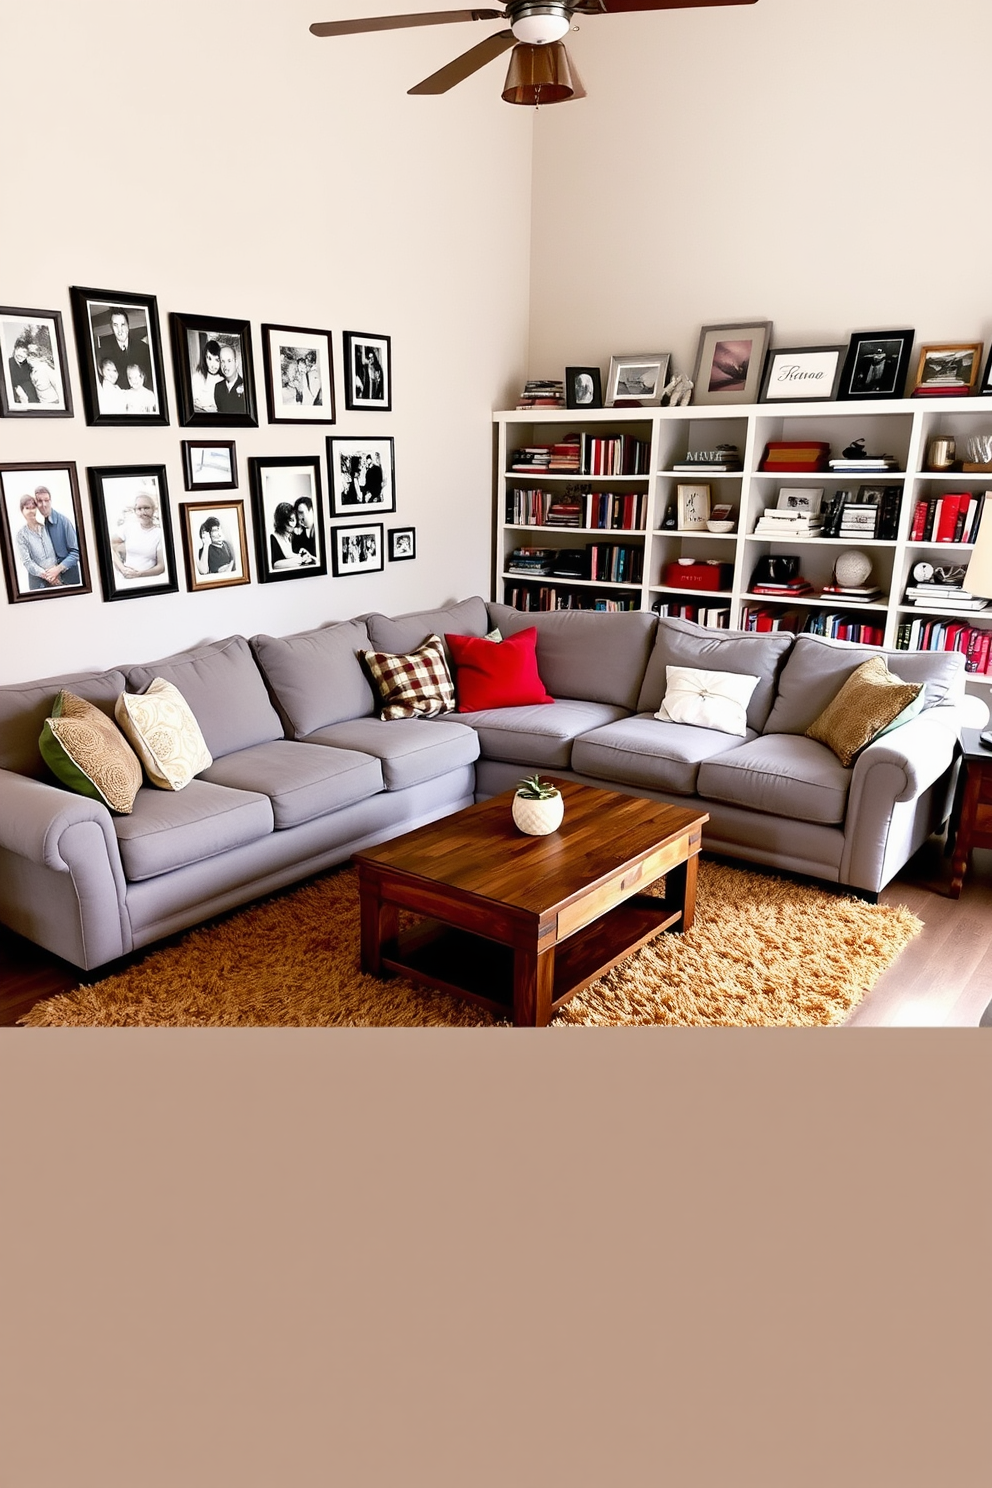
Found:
<box><xmin>706</xmin><ymin>520</ymin><xmax>735</xmax><ymax>533</ymax></box>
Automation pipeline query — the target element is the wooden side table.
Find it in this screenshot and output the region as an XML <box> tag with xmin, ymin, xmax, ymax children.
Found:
<box><xmin>949</xmin><ymin>728</ymin><xmax>992</xmax><ymax>897</ymax></box>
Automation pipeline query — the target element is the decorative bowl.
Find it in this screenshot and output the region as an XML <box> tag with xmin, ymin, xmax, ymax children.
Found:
<box><xmin>706</xmin><ymin>520</ymin><xmax>735</xmax><ymax>533</ymax></box>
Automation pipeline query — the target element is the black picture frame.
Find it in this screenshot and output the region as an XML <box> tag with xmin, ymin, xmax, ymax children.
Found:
<box><xmin>248</xmin><ymin>455</ymin><xmax>327</xmax><ymax>583</ymax></box>
<box><xmin>326</xmin><ymin>435</ymin><xmax>396</xmax><ymax>517</ymax></box>
<box><xmin>980</xmin><ymin>345</ymin><xmax>992</xmax><ymax>396</ymax></box>
<box><xmin>260</xmin><ymin>323</ymin><xmax>335</xmax><ymax>425</ymax></box>
<box><xmin>181</xmin><ymin>440</ymin><xmax>238</xmax><ymax>492</ymax></box>
<box><xmin>387</xmin><ymin>526</ymin><xmax>416</xmax><ymax>562</ymax></box>
<box><xmin>330</xmin><ymin>522</ymin><xmax>384</xmax><ymax>576</ymax></box>
<box><xmin>837</xmin><ymin>329</ymin><xmax>915</xmax><ymax>401</ymax></box>
<box><xmin>170</xmin><ymin>311</ymin><xmax>258</xmax><ymax>428</ymax></box>
<box><xmin>0</xmin><ymin>306</ymin><xmax>74</xmax><ymax>419</ymax></box>
<box><xmin>758</xmin><ymin>344</ymin><xmax>846</xmax><ymax>403</ymax></box>
<box><xmin>0</xmin><ymin>461</ymin><xmax>91</xmax><ymax>603</ymax></box>
<box><xmin>179</xmin><ymin>499</ymin><xmax>251</xmax><ymax>592</ymax></box>
<box><xmin>343</xmin><ymin>331</ymin><xmax>391</xmax><ymax>412</ymax></box>
<box><xmin>565</xmin><ymin>366</ymin><xmax>603</xmax><ymax>410</ymax></box>
<box><xmin>69</xmin><ymin>286</ymin><xmax>169</xmax><ymax>426</ymax></box>
<box><xmin>87</xmin><ymin>464</ymin><xmax>178</xmax><ymax>601</ymax></box>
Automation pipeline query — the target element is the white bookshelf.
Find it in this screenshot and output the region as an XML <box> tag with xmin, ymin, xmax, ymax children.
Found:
<box><xmin>494</xmin><ymin>398</ymin><xmax>992</xmax><ymax>700</ymax></box>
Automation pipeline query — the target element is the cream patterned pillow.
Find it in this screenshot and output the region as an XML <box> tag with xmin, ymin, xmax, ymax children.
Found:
<box><xmin>655</xmin><ymin>666</ymin><xmax>759</xmax><ymax>737</ymax></box>
<box><xmin>115</xmin><ymin>678</ymin><xmax>212</xmax><ymax>790</ymax></box>
<box><xmin>806</xmin><ymin>657</ymin><xmax>923</xmax><ymax>767</ymax></box>
<box><xmin>39</xmin><ymin>690</ymin><xmax>143</xmax><ymax>814</ymax></box>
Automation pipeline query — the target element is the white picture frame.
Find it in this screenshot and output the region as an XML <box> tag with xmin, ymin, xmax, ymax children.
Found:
<box><xmin>677</xmin><ymin>482</ymin><xmax>711</xmax><ymax>530</ymax></box>
<box><xmin>776</xmin><ymin>487</ymin><xmax>824</xmax><ymax>514</ymax></box>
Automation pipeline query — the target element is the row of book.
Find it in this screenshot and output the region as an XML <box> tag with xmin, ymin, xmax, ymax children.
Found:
<box><xmin>510</xmin><ymin>434</ymin><xmax>650</xmax><ymax>477</ymax></box>
<box><xmin>506</xmin><ymin>544</ymin><xmax>643</xmax><ymax>584</ymax></box>
<box><xmin>895</xmin><ymin>618</ymin><xmax>992</xmax><ymax>671</ymax></box>
<box><xmin>651</xmin><ymin>601</ymin><xmax>731</xmax><ymax>627</ymax></box>
<box><xmin>819</xmin><ymin>486</ymin><xmax>902</xmax><ymax>539</ymax></box>
<box><xmin>503</xmin><ymin>585</ymin><xmax>638</xmax><ymax>612</ymax></box>
<box><xmin>908</xmin><ymin>491</ymin><xmax>986</xmax><ymax>544</ymax></box>
<box><xmin>588</xmin><ymin>543</ymin><xmax>643</xmax><ymax>585</ymax></box>
<box><xmin>504</xmin><ymin>487</ymin><xmax>646</xmax><ymax>530</ymax></box>
<box><xmin>739</xmin><ymin>606</ymin><xmax>885</xmax><ymax>644</ymax></box>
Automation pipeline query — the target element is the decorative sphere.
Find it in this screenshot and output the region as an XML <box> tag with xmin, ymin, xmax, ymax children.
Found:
<box><xmin>834</xmin><ymin>549</ymin><xmax>873</xmax><ymax>588</ymax></box>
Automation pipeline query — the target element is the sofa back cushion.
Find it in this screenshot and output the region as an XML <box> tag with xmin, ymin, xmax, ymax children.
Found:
<box><xmin>763</xmin><ymin>634</ymin><xmax>966</xmax><ymax>735</ymax></box>
<box><xmin>636</xmin><ymin>617</ymin><xmax>794</xmax><ymax>731</ymax></box>
<box><xmin>0</xmin><ymin>668</ymin><xmax>127</xmax><ymax>779</ymax></box>
<box><xmin>251</xmin><ymin>618</ymin><xmax>376</xmax><ymax>738</ymax></box>
<box><xmin>366</xmin><ymin>597</ymin><xmax>491</xmax><ymax>661</ymax></box>
<box><xmin>124</xmin><ymin>636</ymin><xmax>283</xmax><ymax>760</ymax></box>
<box><xmin>487</xmin><ymin>602</ymin><xmax>657</xmax><ymax>710</ymax></box>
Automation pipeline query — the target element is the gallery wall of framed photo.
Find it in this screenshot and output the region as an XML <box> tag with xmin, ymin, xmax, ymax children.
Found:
<box><xmin>0</xmin><ymin>291</ymin><xmax>419</xmax><ymax>645</ymax></box>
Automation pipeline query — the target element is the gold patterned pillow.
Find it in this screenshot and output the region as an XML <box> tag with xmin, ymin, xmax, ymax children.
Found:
<box><xmin>39</xmin><ymin>690</ymin><xmax>143</xmax><ymax>814</ymax></box>
<box><xmin>115</xmin><ymin>677</ymin><xmax>212</xmax><ymax>790</ymax></box>
<box><xmin>805</xmin><ymin>656</ymin><xmax>923</xmax><ymax>767</ymax></box>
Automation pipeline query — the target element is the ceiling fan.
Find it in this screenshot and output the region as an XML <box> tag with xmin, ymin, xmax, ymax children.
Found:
<box><xmin>310</xmin><ymin>0</ymin><xmax>758</xmax><ymax>106</ymax></box>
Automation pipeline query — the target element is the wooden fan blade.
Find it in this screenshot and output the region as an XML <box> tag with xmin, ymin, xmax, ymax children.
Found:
<box><xmin>310</xmin><ymin>10</ymin><xmax>504</xmax><ymax>39</ymax></box>
<box><xmin>573</xmin><ymin>0</ymin><xmax>756</xmax><ymax>12</ymax></box>
<box><xmin>407</xmin><ymin>29</ymin><xmax>516</xmax><ymax>93</ymax></box>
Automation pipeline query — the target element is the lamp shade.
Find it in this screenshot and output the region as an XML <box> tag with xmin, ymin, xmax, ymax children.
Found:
<box><xmin>502</xmin><ymin>42</ymin><xmax>583</xmax><ymax>105</ymax></box>
<box><xmin>964</xmin><ymin>494</ymin><xmax>992</xmax><ymax>598</ymax></box>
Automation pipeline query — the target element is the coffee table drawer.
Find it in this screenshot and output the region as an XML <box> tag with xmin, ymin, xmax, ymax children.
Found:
<box><xmin>556</xmin><ymin>833</ymin><xmax>695</xmax><ymax>941</ymax></box>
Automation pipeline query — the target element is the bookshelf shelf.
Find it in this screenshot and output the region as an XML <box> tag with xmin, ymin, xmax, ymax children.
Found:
<box><xmin>494</xmin><ymin>398</ymin><xmax>992</xmax><ymax>694</ymax></box>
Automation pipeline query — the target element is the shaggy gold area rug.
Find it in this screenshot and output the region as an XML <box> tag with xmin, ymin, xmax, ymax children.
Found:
<box><xmin>20</xmin><ymin>861</ymin><xmax>922</xmax><ymax>1028</ymax></box>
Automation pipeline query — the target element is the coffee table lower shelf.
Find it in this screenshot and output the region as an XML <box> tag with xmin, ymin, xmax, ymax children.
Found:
<box><xmin>380</xmin><ymin>893</ymin><xmax>684</xmax><ymax>1020</ymax></box>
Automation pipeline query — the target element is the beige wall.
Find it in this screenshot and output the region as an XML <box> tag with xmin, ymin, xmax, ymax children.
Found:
<box><xmin>529</xmin><ymin>0</ymin><xmax>992</xmax><ymax>381</ymax></box>
<box><xmin>0</xmin><ymin>1</ymin><xmax>533</xmax><ymax>683</ymax></box>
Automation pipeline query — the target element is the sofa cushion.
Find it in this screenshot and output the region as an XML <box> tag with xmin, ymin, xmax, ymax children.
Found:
<box><xmin>460</xmin><ymin>698</ymin><xmax>629</xmax><ymax>769</ymax></box>
<box><xmin>763</xmin><ymin>634</ymin><xmax>965</xmax><ymax>736</ymax></box>
<box><xmin>366</xmin><ymin>597</ymin><xmax>491</xmax><ymax>662</ymax></box>
<box><xmin>114</xmin><ymin>780</ymin><xmax>274</xmax><ymax>882</ymax></box>
<box><xmin>303</xmin><ymin>716</ymin><xmax>479</xmax><ymax>791</ymax></box>
<box><xmin>656</xmin><ymin>666</ymin><xmax>760</xmax><ymax>738</ymax></box>
<box><xmin>199</xmin><ymin>739</ymin><xmax>383</xmax><ymax>830</ymax></box>
<box><xmin>571</xmin><ymin>713</ymin><xmax>756</xmax><ymax>796</ymax></box>
<box><xmin>806</xmin><ymin>657</ymin><xmax>924</xmax><ymax>766</ymax></box>
<box><xmin>115</xmin><ymin>678</ymin><xmax>213</xmax><ymax>790</ymax></box>
<box><xmin>636</xmin><ymin>617</ymin><xmax>794</xmax><ymax>729</ymax></box>
<box><xmin>487</xmin><ymin>603</ymin><xmax>657</xmax><ymax>710</ymax></box>
<box><xmin>39</xmin><ymin>691</ymin><xmax>143</xmax><ymax>814</ymax></box>
<box><xmin>362</xmin><ymin>635</ymin><xmax>455</xmax><ymax>720</ymax></box>
<box><xmin>250</xmin><ymin>618</ymin><xmax>376</xmax><ymax>738</ymax></box>
<box><xmin>0</xmin><ymin>668</ymin><xmax>128</xmax><ymax>778</ymax></box>
<box><xmin>124</xmin><ymin>635</ymin><xmax>283</xmax><ymax>759</ymax></box>
<box><xmin>697</xmin><ymin>734</ymin><xmax>851</xmax><ymax>825</ymax></box>
<box><xmin>445</xmin><ymin>627</ymin><xmax>553</xmax><ymax>711</ymax></box>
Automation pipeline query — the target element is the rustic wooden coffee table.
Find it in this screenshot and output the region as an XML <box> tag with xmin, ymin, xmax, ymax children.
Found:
<box><xmin>353</xmin><ymin>781</ymin><xmax>708</xmax><ymax>1026</ymax></box>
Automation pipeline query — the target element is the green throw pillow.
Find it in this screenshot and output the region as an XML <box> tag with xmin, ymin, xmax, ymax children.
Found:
<box><xmin>805</xmin><ymin>657</ymin><xmax>924</xmax><ymax>767</ymax></box>
<box><xmin>39</xmin><ymin>690</ymin><xmax>143</xmax><ymax>814</ymax></box>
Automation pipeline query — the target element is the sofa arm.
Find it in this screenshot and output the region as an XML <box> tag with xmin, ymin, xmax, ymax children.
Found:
<box><xmin>0</xmin><ymin>768</ymin><xmax>130</xmax><ymax>967</ymax></box>
<box><xmin>849</xmin><ymin>709</ymin><xmax>960</xmax><ymax>806</ymax></box>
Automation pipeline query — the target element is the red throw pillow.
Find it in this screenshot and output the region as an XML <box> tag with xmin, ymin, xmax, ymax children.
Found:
<box><xmin>444</xmin><ymin>628</ymin><xmax>553</xmax><ymax>712</ymax></box>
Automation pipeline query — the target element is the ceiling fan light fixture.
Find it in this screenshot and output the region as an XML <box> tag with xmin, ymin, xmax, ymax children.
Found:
<box><xmin>502</xmin><ymin>39</ymin><xmax>579</xmax><ymax>105</ymax></box>
<box><xmin>508</xmin><ymin>4</ymin><xmax>572</xmax><ymax>45</ymax></box>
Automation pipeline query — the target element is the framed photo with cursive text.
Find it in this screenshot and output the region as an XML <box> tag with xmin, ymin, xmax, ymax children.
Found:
<box><xmin>759</xmin><ymin>345</ymin><xmax>845</xmax><ymax>403</ymax></box>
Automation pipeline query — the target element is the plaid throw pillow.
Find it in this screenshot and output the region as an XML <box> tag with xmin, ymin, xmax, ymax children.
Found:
<box><xmin>362</xmin><ymin>634</ymin><xmax>455</xmax><ymax>720</ymax></box>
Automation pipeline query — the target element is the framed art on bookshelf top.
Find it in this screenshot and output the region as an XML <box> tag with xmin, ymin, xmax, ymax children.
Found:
<box><xmin>604</xmin><ymin>352</ymin><xmax>669</xmax><ymax>407</ymax></box>
<box><xmin>691</xmin><ymin>321</ymin><xmax>771</xmax><ymax>406</ymax></box>
<box><xmin>910</xmin><ymin>341</ymin><xmax>983</xmax><ymax>398</ymax></box>
<box><xmin>837</xmin><ymin>329</ymin><xmax>915</xmax><ymax>401</ymax></box>
<box><xmin>759</xmin><ymin>345</ymin><xmax>845</xmax><ymax>403</ymax></box>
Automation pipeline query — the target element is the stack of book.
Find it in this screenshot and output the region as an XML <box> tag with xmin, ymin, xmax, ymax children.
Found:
<box><xmin>548</xmin><ymin>438</ymin><xmax>581</xmax><ymax>473</ymax></box>
<box><xmin>543</xmin><ymin>493</ymin><xmax>584</xmax><ymax>528</ymax></box>
<box><xmin>506</xmin><ymin>547</ymin><xmax>553</xmax><ymax>576</ymax></box>
<box><xmin>749</xmin><ymin>576</ymin><xmax>814</xmax><ymax>598</ymax></box>
<box><xmin>515</xmin><ymin>379</ymin><xmax>565</xmax><ymax>410</ymax></box>
<box><xmin>673</xmin><ymin>445</ymin><xmax>742</xmax><ymax>473</ymax></box>
<box><xmin>803</xmin><ymin>612</ymin><xmax>885</xmax><ymax>645</ymax></box>
<box><xmin>752</xmin><ymin>508</ymin><xmax>824</xmax><ymax>538</ymax></box>
<box><xmin>903</xmin><ymin>576</ymin><xmax>988</xmax><ymax>612</ymax></box>
<box><xmin>510</xmin><ymin>447</ymin><xmax>552</xmax><ymax>473</ymax></box>
<box><xmin>909</xmin><ymin>491</ymin><xmax>984</xmax><ymax>544</ymax></box>
<box><xmin>759</xmin><ymin>441</ymin><xmax>829</xmax><ymax>473</ymax></box>
<box><xmin>818</xmin><ymin>581</ymin><xmax>884</xmax><ymax>604</ymax></box>
<box><xmin>827</xmin><ymin>452</ymin><xmax>900</xmax><ymax>473</ymax></box>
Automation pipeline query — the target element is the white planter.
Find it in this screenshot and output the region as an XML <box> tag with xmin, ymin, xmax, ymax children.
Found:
<box><xmin>512</xmin><ymin>790</ymin><xmax>564</xmax><ymax>837</ymax></box>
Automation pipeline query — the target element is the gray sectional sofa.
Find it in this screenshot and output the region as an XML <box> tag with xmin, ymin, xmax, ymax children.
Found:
<box><xmin>0</xmin><ymin>594</ymin><xmax>969</xmax><ymax>972</ymax></box>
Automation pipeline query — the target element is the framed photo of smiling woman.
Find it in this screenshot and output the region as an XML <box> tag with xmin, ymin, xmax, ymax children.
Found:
<box><xmin>87</xmin><ymin>464</ymin><xmax>178</xmax><ymax>602</ymax></box>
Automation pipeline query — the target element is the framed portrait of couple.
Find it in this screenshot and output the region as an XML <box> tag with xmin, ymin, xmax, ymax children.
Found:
<box><xmin>343</xmin><ymin>331</ymin><xmax>391</xmax><ymax>412</ymax></box>
<box><xmin>0</xmin><ymin>461</ymin><xmax>91</xmax><ymax>604</ymax></box>
<box><xmin>170</xmin><ymin>311</ymin><xmax>259</xmax><ymax>428</ymax></box>
<box><xmin>0</xmin><ymin>306</ymin><xmax>73</xmax><ymax>419</ymax></box>
<box><xmin>260</xmin><ymin>324</ymin><xmax>335</xmax><ymax>424</ymax></box>
<box><xmin>70</xmin><ymin>286</ymin><xmax>169</xmax><ymax>426</ymax></box>
<box><xmin>248</xmin><ymin>455</ymin><xmax>328</xmax><ymax>584</ymax></box>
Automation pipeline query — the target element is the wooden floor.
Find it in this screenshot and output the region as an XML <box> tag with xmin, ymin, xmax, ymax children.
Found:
<box><xmin>2</xmin><ymin>837</ymin><xmax>991</xmax><ymax>1028</ymax></box>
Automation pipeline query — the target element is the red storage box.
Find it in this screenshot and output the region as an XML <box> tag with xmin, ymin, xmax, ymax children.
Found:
<box><xmin>664</xmin><ymin>560</ymin><xmax>733</xmax><ymax>590</ymax></box>
<box><xmin>760</xmin><ymin>440</ymin><xmax>830</xmax><ymax>472</ymax></box>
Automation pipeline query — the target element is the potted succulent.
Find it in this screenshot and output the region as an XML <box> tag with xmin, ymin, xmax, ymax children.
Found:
<box><xmin>512</xmin><ymin>774</ymin><xmax>564</xmax><ymax>836</ymax></box>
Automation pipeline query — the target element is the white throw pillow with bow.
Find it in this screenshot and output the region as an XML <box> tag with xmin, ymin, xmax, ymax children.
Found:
<box><xmin>655</xmin><ymin>665</ymin><xmax>760</xmax><ymax>737</ymax></box>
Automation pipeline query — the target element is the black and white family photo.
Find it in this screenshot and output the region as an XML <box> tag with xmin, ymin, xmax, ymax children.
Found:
<box><xmin>262</xmin><ymin>324</ymin><xmax>335</xmax><ymax>424</ymax></box>
<box><xmin>87</xmin><ymin>466</ymin><xmax>178</xmax><ymax>601</ymax></box>
<box><xmin>331</xmin><ymin>522</ymin><xmax>383</xmax><ymax>576</ymax></box>
<box><xmin>0</xmin><ymin>462</ymin><xmax>91</xmax><ymax>603</ymax></box>
<box><xmin>388</xmin><ymin>526</ymin><xmax>415</xmax><ymax>562</ymax></box>
<box><xmin>170</xmin><ymin>312</ymin><xmax>258</xmax><ymax>427</ymax></box>
<box><xmin>70</xmin><ymin>287</ymin><xmax>168</xmax><ymax>426</ymax></box>
<box><xmin>0</xmin><ymin>308</ymin><xmax>72</xmax><ymax>418</ymax></box>
<box><xmin>343</xmin><ymin>331</ymin><xmax>391</xmax><ymax>411</ymax></box>
<box><xmin>248</xmin><ymin>456</ymin><xmax>327</xmax><ymax>583</ymax></box>
<box><xmin>180</xmin><ymin>500</ymin><xmax>250</xmax><ymax>592</ymax></box>
<box><xmin>327</xmin><ymin>436</ymin><xmax>395</xmax><ymax>517</ymax></box>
